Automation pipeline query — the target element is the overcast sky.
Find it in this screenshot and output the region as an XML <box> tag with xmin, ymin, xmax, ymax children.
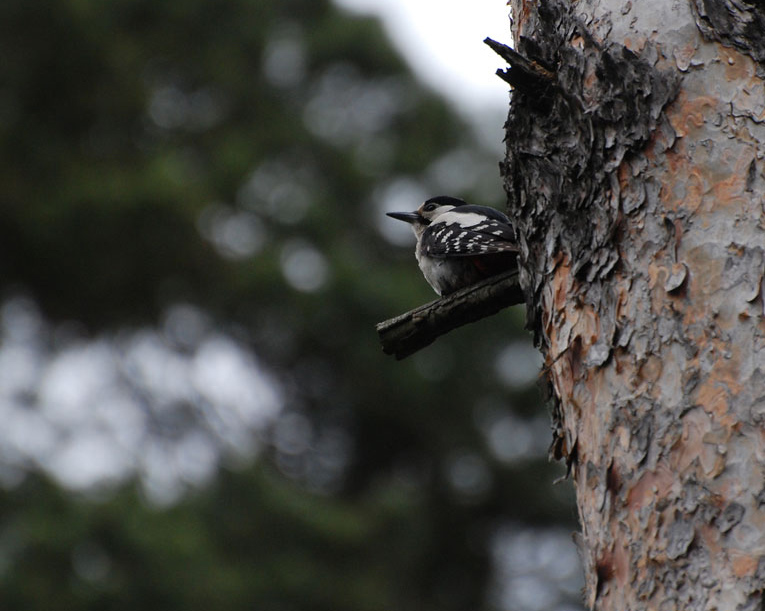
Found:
<box><xmin>333</xmin><ymin>0</ymin><xmax>513</xmax><ymax>141</ymax></box>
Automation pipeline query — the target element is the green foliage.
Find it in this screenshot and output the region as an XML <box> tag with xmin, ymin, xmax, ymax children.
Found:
<box><xmin>0</xmin><ymin>0</ymin><xmax>578</xmax><ymax>609</ymax></box>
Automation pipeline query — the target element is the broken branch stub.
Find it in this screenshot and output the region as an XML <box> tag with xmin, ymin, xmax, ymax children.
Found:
<box><xmin>376</xmin><ymin>270</ymin><xmax>523</xmax><ymax>360</ymax></box>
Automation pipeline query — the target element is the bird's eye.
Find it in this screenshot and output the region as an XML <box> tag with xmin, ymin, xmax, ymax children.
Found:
<box><xmin>423</xmin><ymin>203</ymin><xmax>437</xmax><ymax>212</ymax></box>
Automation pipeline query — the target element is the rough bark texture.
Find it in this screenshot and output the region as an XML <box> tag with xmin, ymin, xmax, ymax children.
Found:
<box><xmin>502</xmin><ymin>0</ymin><xmax>765</xmax><ymax>609</ymax></box>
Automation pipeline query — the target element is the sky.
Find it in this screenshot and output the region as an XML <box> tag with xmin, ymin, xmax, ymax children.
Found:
<box><xmin>333</xmin><ymin>0</ymin><xmax>514</xmax><ymax>145</ymax></box>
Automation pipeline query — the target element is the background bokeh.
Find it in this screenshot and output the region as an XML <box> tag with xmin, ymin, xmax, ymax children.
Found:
<box><xmin>0</xmin><ymin>0</ymin><xmax>583</xmax><ymax>609</ymax></box>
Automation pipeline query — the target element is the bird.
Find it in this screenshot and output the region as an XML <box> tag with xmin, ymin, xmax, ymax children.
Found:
<box><xmin>387</xmin><ymin>195</ymin><xmax>519</xmax><ymax>296</ymax></box>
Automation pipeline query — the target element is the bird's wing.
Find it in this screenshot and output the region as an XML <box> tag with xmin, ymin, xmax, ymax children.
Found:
<box><xmin>421</xmin><ymin>219</ymin><xmax>518</xmax><ymax>258</ymax></box>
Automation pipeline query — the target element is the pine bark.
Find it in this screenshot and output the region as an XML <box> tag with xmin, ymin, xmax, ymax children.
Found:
<box><xmin>502</xmin><ymin>0</ymin><xmax>765</xmax><ymax>609</ymax></box>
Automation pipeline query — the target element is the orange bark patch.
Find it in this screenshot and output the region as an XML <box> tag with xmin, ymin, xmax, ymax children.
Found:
<box><xmin>573</xmin><ymin>306</ymin><xmax>600</xmax><ymax>351</ymax></box>
<box><xmin>617</xmin><ymin>157</ymin><xmax>631</xmax><ymax>189</ymax></box>
<box><xmin>732</xmin><ymin>553</ymin><xmax>759</xmax><ymax>578</ymax></box>
<box><xmin>673</xmin><ymin>40</ymin><xmax>698</xmax><ymax>71</ymax></box>
<box><xmin>707</xmin><ymin>154</ymin><xmax>752</xmax><ymax>211</ymax></box>
<box><xmin>516</xmin><ymin>1</ymin><xmax>534</xmax><ymax>34</ymax></box>
<box><xmin>595</xmin><ymin>542</ymin><xmax>631</xmax><ymax>592</ymax></box>
<box><xmin>684</xmin><ymin>245</ymin><xmax>726</xmax><ymax>298</ymax></box>
<box><xmin>612</xmin><ymin>541</ymin><xmax>630</xmax><ymax>586</ymax></box>
<box><xmin>698</xmin><ymin>523</ymin><xmax>722</xmax><ymax>556</ymax></box>
<box><xmin>674</xmin><ymin>404</ymin><xmax>730</xmax><ymax>477</ymax></box>
<box><xmin>663</xmin><ymin>140</ymin><xmax>688</xmax><ymax>177</ymax></box>
<box><xmin>656</xmin><ymin>142</ymin><xmax>703</xmax><ymax>213</ymax></box>
<box><xmin>583</xmin><ymin>62</ymin><xmax>598</xmax><ymax>92</ymax></box>
<box><xmin>626</xmin><ymin>462</ymin><xmax>674</xmax><ymax>511</ymax></box>
<box><xmin>677</xmin><ymin>169</ymin><xmax>705</xmax><ymax>215</ymax></box>
<box><xmin>719</xmin><ymin>44</ymin><xmax>754</xmax><ymax>81</ymax></box>
<box><xmin>552</xmin><ymin>267</ymin><xmax>571</xmax><ymax>313</ymax></box>
<box><xmin>556</xmin><ymin>359</ymin><xmax>575</xmax><ymax>400</ymax></box>
<box><xmin>670</xmin><ymin>407</ymin><xmax>712</xmax><ymax>473</ymax></box>
<box><xmin>637</xmin><ymin>355</ymin><xmax>663</xmax><ymax>385</ymax></box>
<box><xmin>667</xmin><ymin>93</ymin><xmax>719</xmax><ymax>138</ymax></box>
<box><xmin>696</xmin><ymin>378</ymin><xmax>731</xmax><ymax>420</ymax></box>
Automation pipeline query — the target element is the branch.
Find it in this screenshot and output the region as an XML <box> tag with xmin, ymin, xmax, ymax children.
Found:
<box><xmin>376</xmin><ymin>270</ymin><xmax>524</xmax><ymax>360</ymax></box>
<box><xmin>483</xmin><ymin>37</ymin><xmax>556</xmax><ymax>90</ymax></box>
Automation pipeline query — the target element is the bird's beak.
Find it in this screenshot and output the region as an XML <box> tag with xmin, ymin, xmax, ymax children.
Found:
<box><xmin>386</xmin><ymin>211</ymin><xmax>420</xmax><ymax>224</ymax></box>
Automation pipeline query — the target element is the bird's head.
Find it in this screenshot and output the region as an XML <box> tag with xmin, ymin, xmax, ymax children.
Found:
<box><xmin>386</xmin><ymin>196</ymin><xmax>466</xmax><ymax>228</ymax></box>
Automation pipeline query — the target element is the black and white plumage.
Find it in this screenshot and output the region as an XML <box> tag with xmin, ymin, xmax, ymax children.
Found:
<box><xmin>387</xmin><ymin>196</ymin><xmax>519</xmax><ymax>296</ymax></box>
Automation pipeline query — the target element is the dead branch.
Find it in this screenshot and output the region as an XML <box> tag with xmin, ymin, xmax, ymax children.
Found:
<box><xmin>483</xmin><ymin>37</ymin><xmax>556</xmax><ymax>89</ymax></box>
<box><xmin>376</xmin><ymin>270</ymin><xmax>524</xmax><ymax>360</ymax></box>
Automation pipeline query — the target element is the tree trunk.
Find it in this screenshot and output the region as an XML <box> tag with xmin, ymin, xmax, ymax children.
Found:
<box><xmin>502</xmin><ymin>0</ymin><xmax>765</xmax><ymax>609</ymax></box>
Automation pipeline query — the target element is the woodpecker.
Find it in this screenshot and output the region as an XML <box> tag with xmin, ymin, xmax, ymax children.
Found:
<box><xmin>387</xmin><ymin>195</ymin><xmax>519</xmax><ymax>296</ymax></box>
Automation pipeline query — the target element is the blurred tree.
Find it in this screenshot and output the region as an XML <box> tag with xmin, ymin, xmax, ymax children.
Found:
<box><xmin>0</xmin><ymin>0</ymin><xmax>580</xmax><ymax>610</ymax></box>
